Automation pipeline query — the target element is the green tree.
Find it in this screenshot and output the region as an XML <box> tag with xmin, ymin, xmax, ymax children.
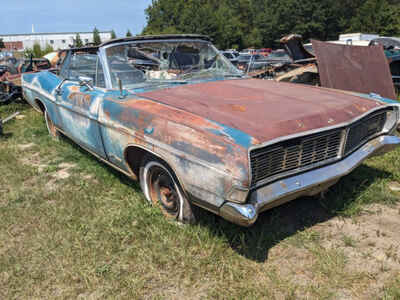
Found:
<box><xmin>23</xmin><ymin>48</ymin><xmax>34</xmax><ymax>59</ymax></box>
<box><xmin>75</xmin><ymin>33</ymin><xmax>83</xmax><ymax>47</ymax></box>
<box><xmin>33</xmin><ymin>43</ymin><xmax>42</xmax><ymax>58</ymax></box>
<box><xmin>0</xmin><ymin>38</ymin><xmax>5</xmax><ymax>49</ymax></box>
<box><xmin>111</xmin><ymin>29</ymin><xmax>117</xmax><ymax>39</ymax></box>
<box><xmin>93</xmin><ymin>27</ymin><xmax>102</xmax><ymax>45</ymax></box>
<box><xmin>126</xmin><ymin>29</ymin><xmax>133</xmax><ymax>37</ymax></box>
<box><xmin>42</xmin><ymin>44</ymin><xmax>54</xmax><ymax>56</ymax></box>
<box><xmin>142</xmin><ymin>0</ymin><xmax>400</xmax><ymax>49</ymax></box>
<box><xmin>349</xmin><ymin>0</ymin><xmax>400</xmax><ymax>36</ymax></box>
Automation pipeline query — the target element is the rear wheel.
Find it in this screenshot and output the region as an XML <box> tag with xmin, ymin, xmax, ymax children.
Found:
<box><xmin>139</xmin><ymin>155</ymin><xmax>196</xmax><ymax>224</ymax></box>
<box><xmin>45</xmin><ymin>110</ymin><xmax>60</xmax><ymax>140</ymax></box>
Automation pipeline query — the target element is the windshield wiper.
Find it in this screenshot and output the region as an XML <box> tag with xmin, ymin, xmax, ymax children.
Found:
<box><xmin>222</xmin><ymin>74</ymin><xmax>244</xmax><ymax>78</ymax></box>
<box><xmin>178</xmin><ymin>69</ymin><xmax>244</xmax><ymax>80</ymax></box>
<box><xmin>148</xmin><ymin>79</ymin><xmax>188</xmax><ymax>84</ymax></box>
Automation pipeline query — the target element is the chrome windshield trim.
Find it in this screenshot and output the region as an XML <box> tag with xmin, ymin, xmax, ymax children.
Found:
<box><xmin>98</xmin><ymin>47</ymin><xmax>113</xmax><ymax>90</ymax></box>
<box><xmin>100</xmin><ymin>38</ymin><xmax>212</xmax><ymax>51</ymax></box>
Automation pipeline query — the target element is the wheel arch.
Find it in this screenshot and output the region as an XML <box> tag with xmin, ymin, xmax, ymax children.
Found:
<box><xmin>123</xmin><ymin>144</ymin><xmax>189</xmax><ymax>196</ymax></box>
<box><xmin>34</xmin><ymin>98</ymin><xmax>46</xmax><ymax>114</ymax></box>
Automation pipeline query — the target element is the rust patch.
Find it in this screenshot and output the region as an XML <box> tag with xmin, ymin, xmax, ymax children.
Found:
<box><xmin>103</xmin><ymin>98</ymin><xmax>251</xmax><ymax>184</ymax></box>
<box><xmin>68</xmin><ymin>92</ymin><xmax>92</xmax><ymax>108</ymax></box>
<box><xmin>312</xmin><ymin>40</ymin><xmax>396</xmax><ymax>100</ymax></box>
<box><xmin>230</xmin><ymin>104</ymin><xmax>247</xmax><ymax>112</ymax></box>
<box><xmin>140</xmin><ymin>79</ymin><xmax>382</xmax><ymax>144</ymax></box>
<box><xmin>280</xmin><ymin>181</ymin><xmax>287</xmax><ymax>189</ymax></box>
<box><xmin>68</xmin><ymin>85</ymin><xmax>81</xmax><ymax>93</ymax></box>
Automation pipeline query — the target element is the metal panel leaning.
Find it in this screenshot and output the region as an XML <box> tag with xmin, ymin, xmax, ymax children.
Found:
<box><xmin>21</xmin><ymin>35</ymin><xmax>400</xmax><ymax>226</ymax></box>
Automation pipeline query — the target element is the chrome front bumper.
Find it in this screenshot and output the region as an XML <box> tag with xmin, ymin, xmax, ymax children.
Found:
<box><xmin>219</xmin><ymin>135</ymin><xmax>400</xmax><ymax>227</ymax></box>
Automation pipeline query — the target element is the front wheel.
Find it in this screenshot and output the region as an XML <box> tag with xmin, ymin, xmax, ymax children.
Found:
<box><xmin>139</xmin><ymin>155</ymin><xmax>196</xmax><ymax>224</ymax></box>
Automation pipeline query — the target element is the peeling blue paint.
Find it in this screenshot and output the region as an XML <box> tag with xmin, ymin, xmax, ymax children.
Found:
<box><xmin>208</xmin><ymin>122</ymin><xmax>253</xmax><ymax>149</ymax></box>
<box><xmin>38</xmin><ymin>72</ymin><xmax>60</xmax><ymax>93</ymax></box>
<box><xmin>144</xmin><ymin>127</ymin><xmax>154</xmax><ymax>134</ymax></box>
<box><xmin>352</xmin><ymin>92</ymin><xmax>399</xmax><ymax>104</ymax></box>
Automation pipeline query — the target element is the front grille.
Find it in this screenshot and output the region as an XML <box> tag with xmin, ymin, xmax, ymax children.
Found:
<box><xmin>344</xmin><ymin>110</ymin><xmax>387</xmax><ymax>154</ymax></box>
<box><xmin>250</xmin><ymin>108</ymin><xmax>391</xmax><ymax>188</ymax></box>
<box><xmin>250</xmin><ymin>130</ymin><xmax>343</xmax><ymax>187</ymax></box>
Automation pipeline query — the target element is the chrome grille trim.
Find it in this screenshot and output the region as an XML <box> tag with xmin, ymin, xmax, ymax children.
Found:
<box><xmin>249</xmin><ymin>107</ymin><xmax>394</xmax><ymax>189</ymax></box>
<box><xmin>344</xmin><ymin>110</ymin><xmax>387</xmax><ymax>155</ymax></box>
<box><xmin>250</xmin><ymin>129</ymin><xmax>344</xmax><ymax>188</ymax></box>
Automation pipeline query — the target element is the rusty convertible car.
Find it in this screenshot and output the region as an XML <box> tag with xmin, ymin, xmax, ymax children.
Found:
<box><xmin>22</xmin><ymin>35</ymin><xmax>400</xmax><ymax>226</ymax></box>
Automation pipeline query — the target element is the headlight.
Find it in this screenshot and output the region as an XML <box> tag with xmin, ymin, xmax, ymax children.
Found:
<box><xmin>227</xmin><ymin>186</ymin><xmax>249</xmax><ymax>204</ymax></box>
<box><xmin>384</xmin><ymin>108</ymin><xmax>399</xmax><ymax>133</ymax></box>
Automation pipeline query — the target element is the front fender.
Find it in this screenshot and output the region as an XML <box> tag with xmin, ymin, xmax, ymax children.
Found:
<box><xmin>99</xmin><ymin>95</ymin><xmax>252</xmax><ymax>208</ymax></box>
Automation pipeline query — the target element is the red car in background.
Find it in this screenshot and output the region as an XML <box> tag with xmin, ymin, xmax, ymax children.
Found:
<box><xmin>256</xmin><ymin>48</ymin><xmax>272</xmax><ymax>56</ymax></box>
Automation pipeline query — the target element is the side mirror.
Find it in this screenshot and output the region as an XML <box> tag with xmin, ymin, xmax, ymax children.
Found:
<box><xmin>78</xmin><ymin>75</ymin><xmax>94</xmax><ymax>91</ymax></box>
<box><xmin>55</xmin><ymin>78</ymin><xmax>68</xmax><ymax>95</ymax></box>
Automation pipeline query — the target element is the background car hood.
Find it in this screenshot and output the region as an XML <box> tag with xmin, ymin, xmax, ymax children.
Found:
<box><xmin>139</xmin><ymin>79</ymin><xmax>382</xmax><ymax>144</ymax></box>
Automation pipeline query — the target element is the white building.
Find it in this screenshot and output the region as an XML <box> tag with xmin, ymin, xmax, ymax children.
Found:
<box><xmin>0</xmin><ymin>31</ymin><xmax>113</xmax><ymax>50</ymax></box>
<box><xmin>338</xmin><ymin>33</ymin><xmax>380</xmax><ymax>42</ymax></box>
<box><xmin>333</xmin><ymin>33</ymin><xmax>380</xmax><ymax>46</ymax></box>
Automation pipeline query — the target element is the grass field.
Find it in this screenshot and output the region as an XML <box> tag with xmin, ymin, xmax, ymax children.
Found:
<box><xmin>1</xmin><ymin>101</ymin><xmax>400</xmax><ymax>299</ymax></box>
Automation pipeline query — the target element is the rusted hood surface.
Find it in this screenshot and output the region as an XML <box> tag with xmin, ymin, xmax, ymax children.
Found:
<box><xmin>140</xmin><ymin>79</ymin><xmax>382</xmax><ymax>145</ymax></box>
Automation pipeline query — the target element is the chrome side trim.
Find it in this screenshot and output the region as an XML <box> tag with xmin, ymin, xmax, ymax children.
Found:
<box><xmin>220</xmin><ymin>135</ymin><xmax>400</xmax><ymax>226</ymax></box>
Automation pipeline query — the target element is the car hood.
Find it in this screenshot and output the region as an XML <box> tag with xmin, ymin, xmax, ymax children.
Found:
<box><xmin>139</xmin><ymin>79</ymin><xmax>383</xmax><ymax>145</ymax></box>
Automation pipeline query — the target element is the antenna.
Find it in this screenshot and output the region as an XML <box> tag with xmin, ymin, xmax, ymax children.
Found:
<box><xmin>32</xmin><ymin>24</ymin><xmax>35</xmax><ymax>33</ymax></box>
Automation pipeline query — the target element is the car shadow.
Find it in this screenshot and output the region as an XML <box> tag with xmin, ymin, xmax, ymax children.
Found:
<box><xmin>196</xmin><ymin>164</ymin><xmax>393</xmax><ymax>262</ymax></box>
<box><xmin>0</xmin><ymin>132</ymin><xmax>13</xmax><ymax>139</ymax></box>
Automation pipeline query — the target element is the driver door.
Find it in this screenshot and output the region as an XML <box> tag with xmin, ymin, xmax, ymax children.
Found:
<box><xmin>56</xmin><ymin>52</ymin><xmax>107</xmax><ymax>158</ymax></box>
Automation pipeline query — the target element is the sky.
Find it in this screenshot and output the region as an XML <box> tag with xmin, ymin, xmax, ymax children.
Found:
<box><xmin>0</xmin><ymin>0</ymin><xmax>153</xmax><ymax>36</ymax></box>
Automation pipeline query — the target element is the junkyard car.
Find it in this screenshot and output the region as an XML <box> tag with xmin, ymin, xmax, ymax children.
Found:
<box><xmin>22</xmin><ymin>35</ymin><xmax>400</xmax><ymax>226</ymax></box>
<box><xmin>1</xmin><ymin>55</ymin><xmax>51</xmax><ymax>104</ymax></box>
<box><xmin>264</xmin><ymin>49</ymin><xmax>292</xmax><ymax>66</ymax></box>
<box><xmin>237</xmin><ymin>54</ymin><xmax>270</xmax><ymax>72</ymax></box>
<box><xmin>221</xmin><ymin>51</ymin><xmax>239</xmax><ymax>65</ymax></box>
<box><xmin>370</xmin><ymin>37</ymin><xmax>400</xmax><ymax>94</ymax></box>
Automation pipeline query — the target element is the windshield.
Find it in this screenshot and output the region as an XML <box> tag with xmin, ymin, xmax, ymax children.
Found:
<box><xmin>105</xmin><ymin>40</ymin><xmax>242</xmax><ymax>88</ymax></box>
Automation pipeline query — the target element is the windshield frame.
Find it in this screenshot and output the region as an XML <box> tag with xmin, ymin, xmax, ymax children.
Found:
<box><xmin>99</xmin><ymin>38</ymin><xmax>242</xmax><ymax>90</ymax></box>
